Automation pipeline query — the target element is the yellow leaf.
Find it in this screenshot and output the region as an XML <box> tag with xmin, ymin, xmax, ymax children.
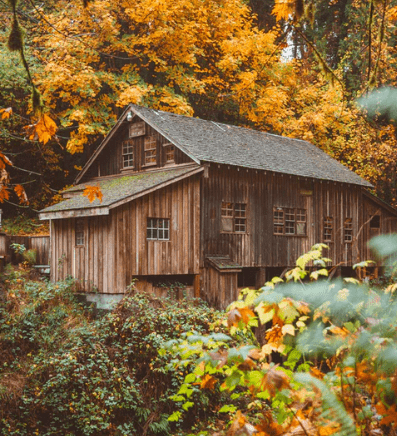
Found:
<box><xmin>0</xmin><ymin>107</ymin><xmax>12</xmax><ymax>119</ymax></box>
<box><xmin>281</xmin><ymin>324</ymin><xmax>295</xmax><ymax>336</ymax></box>
<box><xmin>272</xmin><ymin>0</ymin><xmax>296</xmax><ymax>21</ymax></box>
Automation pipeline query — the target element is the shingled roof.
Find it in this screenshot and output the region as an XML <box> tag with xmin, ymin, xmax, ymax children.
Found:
<box><xmin>119</xmin><ymin>104</ymin><xmax>370</xmax><ymax>187</ymax></box>
<box><xmin>40</xmin><ymin>166</ymin><xmax>202</xmax><ymax>219</ymax></box>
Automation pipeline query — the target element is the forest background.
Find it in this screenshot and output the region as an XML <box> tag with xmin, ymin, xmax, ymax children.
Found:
<box><xmin>1</xmin><ymin>0</ymin><xmax>397</xmax><ymax>219</ymax></box>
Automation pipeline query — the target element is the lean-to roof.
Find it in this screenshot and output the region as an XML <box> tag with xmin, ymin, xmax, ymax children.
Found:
<box><xmin>40</xmin><ymin>166</ymin><xmax>202</xmax><ymax>220</ymax></box>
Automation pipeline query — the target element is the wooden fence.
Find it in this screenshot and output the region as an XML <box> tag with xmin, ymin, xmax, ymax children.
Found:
<box><xmin>0</xmin><ymin>234</ymin><xmax>50</xmax><ymax>265</ymax></box>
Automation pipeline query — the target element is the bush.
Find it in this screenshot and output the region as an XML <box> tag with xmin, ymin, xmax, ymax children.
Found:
<box><xmin>166</xmin><ymin>239</ymin><xmax>397</xmax><ymax>436</ymax></box>
<box><xmin>0</xmin><ymin>281</ymin><xmax>224</xmax><ymax>436</ymax></box>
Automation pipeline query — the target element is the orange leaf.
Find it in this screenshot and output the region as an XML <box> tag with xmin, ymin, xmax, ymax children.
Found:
<box><xmin>14</xmin><ymin>184</ymin><xmax>29</xmax><ymax>205</ymax></box>
<box><xmin>25</xmin><ymin>114</ymin><xmax>57</xmax><ymax>144</ymax></box>
<box><xmin>0</xmin><ymin>107</ymin><xmax>12</xmax><ymax>119</ymax></box>
<box><xmin>227</xmin><ymin>308</ymin><xmax>242</xmax><ymax>327</ymax></box>
<box><xmin>0</xmin><ymin>152</ymin><xmax>13</xmax><ymax>170</ymax></box>
<box><xmin>200</xmin><ymin>374</ymin><xmax>217</xmax><ymax>390</ymax></box>
<box><xmin>0</xmin><ymin>185</ymin><xmax>10</xmax><ymax>203</ymax></box>
<box><xmin>261</xmin><ymin>366</ymin><xmax>290</xmax><ymax>396</ymax></box>
<box><xmin>83</xmin><ymin>185</ymin><xmax>103</xmax><ymax>203</ymax></box>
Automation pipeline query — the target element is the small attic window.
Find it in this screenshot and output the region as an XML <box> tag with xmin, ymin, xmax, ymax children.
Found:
<box><xmin>144</xmin><ymin>136</ymin><xmax>157</xmax><ymax>166</ymax></box>
<box><xmin>163</xmin><ymin>143</ymin><xmax>174</xmax><ymax>163</ymax></box>
<box><xmin>122</xmin><ymin>139</ymin><xmax>134</xmax><ymax>168</ymax></box>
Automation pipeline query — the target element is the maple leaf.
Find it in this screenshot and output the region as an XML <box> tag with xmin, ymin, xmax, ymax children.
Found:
<box><xmin>209</xmin><ymin>349</ymin><xmax>229</xmax><ymax>369</ymax></box>
<box><xmin>200</xmin><ymin>374</ymin><xmax>217</xmax><ymax>390</ymax></box>
<box><xmin>83</xmin><ymin>185</ymin><xmax>103</xmax><ymax>203</ymax></box>
<box><xmin>0</xmin><ymin>185</ymin><xmax>10</xmax><ymax>203</ymax></box>
<box><xmin>25</xmin><ymin>114</ymin><xmax>57</xmax><ymax>144</ymax></box>
<box><xmin>261</xmin><ymin>366</ymin><xmax>290</xmax><ymax>397</ymax></box>
<box><xmin>272</xmin><ymin>0</ymin><xmax>296</xmax><ymax>21</ymax></box>
<box><xmin>0</xmin><ymin>152</ymin><xmax>13</xmax><ymax>170</ymax></box>
<box><xmin>0</xmin><ymin>107</ymin><xmax>12</xmax><ymax>119</ymax></box>
<box><xmin>14</xmin><ymin>184</ymin><xmax>29</xmax><ymax>205</ymax></box>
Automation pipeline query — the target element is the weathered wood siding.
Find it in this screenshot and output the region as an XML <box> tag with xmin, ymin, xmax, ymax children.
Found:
<box><xmin>81</xmin><ymin>119</ymin><xmax>194</xmax><ymax>182</ymax></box>
<box><xmin>201</xmin><ymin>266</ymin><xmax>239</xmax><ymax>309</ymax></box>
<box><xmin>51</xmin><ymin>175</ymin><xmax>200</xmax><ymax>293</ymax></box>
<box><xmin>201</xmin><ymin>164</ymin><xmax>396</xmax><ymax>269</ymax></box>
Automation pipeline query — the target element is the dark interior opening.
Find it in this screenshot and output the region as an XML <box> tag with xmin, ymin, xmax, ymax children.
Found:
<box><xmin>370</xmin><ymin>215</ymin><xmax>380</xmax><ymax>229</ymax></box>
<box><xmin>238</xmin><ymin>267</ymin><xmax>260</xmax><ymax>288</ymax></box>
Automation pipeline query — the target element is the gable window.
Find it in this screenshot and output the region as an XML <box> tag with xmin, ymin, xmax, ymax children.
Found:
<box><xmin>147</xmin><ymin>218</ymin><xmax>170</xmax><ymax>240</ymax></box>
<box><xmin>273</xmin><ymin>207</ymin><xmax>307</xmax><ymax>236</ymax></box>
<box><xmin>122</xmin><ymin>139</ymin><xmax>134</xmax><ymax>168</ymax></box>
<box><xmin>324</xmin><ymin>217</ymin><xmax>333</xmax><ymax>242</ymax></box>
<box><xmin>163</xmin><ymin>143</ymin><xmax>174</xmax><ymax>163</ymax></box>
<box><xmin>221</xmin><ymin>202</ymin><xmax>246</xmax><ymax>233</ymax></box>
<box><xmin>144</xmin><ymin>136</ymin><xmax>157</xmax><ymax>166</ymax></box>
<box><xmin>75</xmin><ymin>219</ymin><xmax>85</xmax><ymax>246</ymax></box>
<box><xmin>370</xmin><ymin>215</ymin><xmax>380</xmax><ymax>229</ymax></box>
<box><xmin>344</xmin><ymin>218</ymin><xmax>353</xmax><ymax>242</ymax></box>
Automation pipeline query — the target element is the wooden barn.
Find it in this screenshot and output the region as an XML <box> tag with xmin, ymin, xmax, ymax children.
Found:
<box><xmin>39</xmin><ymin>104</ymin><xmax>397</xmax><ymax>308</ymax></box>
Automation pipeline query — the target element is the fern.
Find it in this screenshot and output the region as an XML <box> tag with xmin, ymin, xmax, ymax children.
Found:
<box><xmin>295</xmin><ymin>373</ymin><xmax>357</xmax><ymax>436</ymax></box>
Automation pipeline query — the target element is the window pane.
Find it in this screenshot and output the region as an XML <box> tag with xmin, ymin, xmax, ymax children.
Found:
<box><xmin>221</xmin><ymin>202</ymin><xmax>233</xmax><ymax>217</ymax></box>
<box><xmin>164</xmin><ymin>143</ymin><xmax>174</xmax><ymax>163</ymax></box>
<box><xmin>234</xmin><ymin>218</ymin><xmax>246</xmax><ymax>233</ymax></box>
<box><xmin>144</xmin><ymin>136</ymin><xmax>157</xmax><ymax>165</ymax></box>
<box><xmin>221</xmin><ymin>217</ymin><xmax>233</xmax><ymax>232</ymax></box>
<box><xmin>274</xmin><ymin>208</ymin><xmax>284</xmax><ymax>234</ymax></box>
<box><xmin>285</xmin><ymin>208</ymin><xmax>295</xmax><ymax>234</ymax></box>
<box><xmin>122</xmin><ymin>140</ymin><xmax>134</xmax><ymax>168</ymax></box>
<box><xmin>235</xmin><ymin>203</ymin><xmax>246</xmax><ymax>218</ymax></box>
<box><xmin>324</xmin><ymin>217</ymin><xmax>333</xmax><ymax>241</ymax></box>
<box><xmin>296</xmin><ymin>222</ymin><xmax>306</xmax><ymax>235</ymax></box>
<box><xmin>147</xmin><ymin>218</ymin><xmax>169</xmax><ymax>240</ymax></box>
<box><xmin>75</xmin><ymin>219</ymin><xmax>85</xmax><ymax>245</ymax></box>
<box><xmin>344</xmin><ymin>218</ymin><xmax>353</xmax><ymax>242</ymax></box>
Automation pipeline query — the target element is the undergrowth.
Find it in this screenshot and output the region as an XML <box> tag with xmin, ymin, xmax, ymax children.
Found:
<box><xmin>0</xmin><ymin>274</ymin><xmax>228</xmax><ymax>436</ymax></box>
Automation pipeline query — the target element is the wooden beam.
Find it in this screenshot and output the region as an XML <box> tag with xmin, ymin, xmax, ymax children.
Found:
<box><xmin>39</xmin><ymin>207</ymin><xmax>109</xmax><ymax>221</ymax></box>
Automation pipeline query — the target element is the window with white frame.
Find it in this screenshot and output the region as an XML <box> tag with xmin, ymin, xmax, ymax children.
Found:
<box><xmin>273</xmin><ymin>207</ymin><xmax>307</xmax><ymax>236</ymax></box>
<box><xmin>122</xmin><ymin>139</ymin><xmax>134</xmax><ymax>168</ymax></box>
<box><xmin>147</xmin><ymin>218</ymin><xmax>170</xmax><ymax>240</ymax></box>
<box><xmin>221</xmin><ymin>202</ymin><xmax>247</xmax><ymax>233</ymax></box>
<box><xmin>344</xmin><ymin>218</ymin><xmax>353</xmax><ymax>242</ymax></box>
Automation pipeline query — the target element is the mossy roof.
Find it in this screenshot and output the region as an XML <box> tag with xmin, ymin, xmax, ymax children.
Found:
<box><xmin>40</xmin><ymin>166</ymin><xmax>200</xmax><ymax>214</ymax></box>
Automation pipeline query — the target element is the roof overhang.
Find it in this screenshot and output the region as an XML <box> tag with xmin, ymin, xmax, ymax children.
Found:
<box><xmin>363</xmin><ymin>189</ymin><xmax>397</xmax><ymax>216</ymax></box>
<box><xmin>40</xmin><ymin>165</ymin><xmax>204</xmax><ymax>220</ymax></box>
<box><xmin>39</xmin><ymin>206</ymin><xmax>109</xmax><ymax>220</ymax></box>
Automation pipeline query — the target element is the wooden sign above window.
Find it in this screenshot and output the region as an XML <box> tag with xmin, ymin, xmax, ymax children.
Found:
<box><xmin>129</xmin><ymin>122</ymin><xmax>146</xmax><ymax>138</ymax></box>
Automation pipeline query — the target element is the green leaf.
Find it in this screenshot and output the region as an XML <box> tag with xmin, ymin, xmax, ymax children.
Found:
<box><xmin>219</xmin><ymin>404</ymin><xmax>237</xmax><ymax>413</ymax></box>
<box><xmin>168</xmin><ymin>411</ymin><xmax>182</xmax><ymax>422</ymax></box>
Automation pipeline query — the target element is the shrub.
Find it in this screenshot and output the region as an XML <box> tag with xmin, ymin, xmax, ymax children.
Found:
<box><xmin>0</xmin><ymin>281</ymin><xmax>224</xmax><ymax>436</ymax></box>
<box><xmin>166</xmin><ymin>239</ymin><xmax>397</xmax><ymax>436</ymax></box>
